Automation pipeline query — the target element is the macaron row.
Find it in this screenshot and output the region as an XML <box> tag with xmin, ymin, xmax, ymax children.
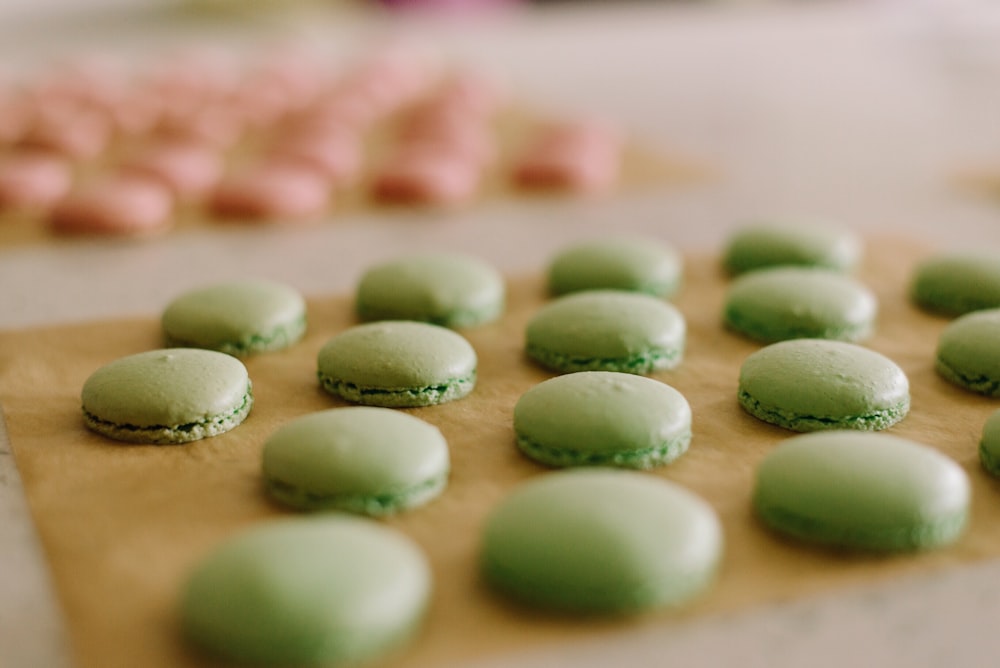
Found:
<box><xmin>0</xmin><ymin>47</ymin><xmax>625</xmax><ymax>236</ymax></box>
<box><xmin>76</xmin><ymin>230</ymin><xmax>1000</xmax><ymax>666</ymax></box>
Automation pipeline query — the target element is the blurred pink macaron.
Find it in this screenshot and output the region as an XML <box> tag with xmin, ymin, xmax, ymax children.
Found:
<box><xmin>209</xmin><ymin>162</ymin><xmax>332</xmax><ymax>222</ymax></box>
<box><xmin>50</xmin><ymin>175</ymin><xmax>174</xmax><ymax>236</ymax></box>
<box><xmin>372</xmin><ymin>145</ymin><xmax>480</xmax><ymax>206</ymax></box>
<box><xmin>119</xmin><ymin>141</ymin><xmax>224</xmax><ymax>200</ymax></box>
<box><xmin>0</xmin><ymin>151</ymin><xmax>73</xmax><ymax>210</ymax></box>
<box><xmin>266</xmin><ymin>130</ymin><xmax>363</xmax><ymax>186</ymax></box>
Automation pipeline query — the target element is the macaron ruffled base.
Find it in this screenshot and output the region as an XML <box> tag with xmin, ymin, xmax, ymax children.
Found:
<box><xmin>165</xmin><ymin>316</ymin><xmax>306</xmax><ymax>357</ymax></box>
<box><xmin>525</xmin><ymin>346</ymin><xmax>681</xmax><ymax>376</ymax></box>
<box><xmin>318</xmin><ymin>371</ymin><xmax>476</xmax><ymax>408</ymax></box>
<box><xmin>83</xmin><ymin>384</ymin><xmax>254</xmax><ymax>444</ymax></box>
<box><xmin>266</xmin><ymin>473</ymin><xmax>448</xmax><ymax>516</ymax></box>
<box><xmin>755</xmin><ymin>504</ymin><xmax>967</xmax><ymax>552</ymax></box>
<box><xmin>737</xmin><ymin>389</ymin><xmax>908</xmax><ymax>432</ymax></box>
<box><xmin>515</xmin><ymin>433</ymin><xmax>690</xmax><ymax>470</ymax></box>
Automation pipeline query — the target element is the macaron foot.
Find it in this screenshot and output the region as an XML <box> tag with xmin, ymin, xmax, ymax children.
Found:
<box><xmin>318</xmin><ymin>372</ymin><xmax>475</xmax><ymax>408</ymax></box>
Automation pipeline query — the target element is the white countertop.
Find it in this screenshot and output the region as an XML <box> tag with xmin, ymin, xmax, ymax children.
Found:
<box><xmin>3</xmin><ymin>1</ymin><xmax>1000</xmax><ymax>666</ymax></box>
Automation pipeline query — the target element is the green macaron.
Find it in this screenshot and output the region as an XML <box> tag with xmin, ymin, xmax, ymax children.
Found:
<box><xmin>262</xmin><ymin>407</ymin><xmax>450</xmax><ymax>515</ymax></box>
<box><xmin>525</xmin><ymin>290</ymin><xmax>685</xmax><ymax>375</ymax></box>
<box><xmin>180</xmin><ymin>516</ymin><xmax>431</xmax><ymax>666</ymax></box>
<box><xmin>754</xmin><ymin>431</ymin><xmax>970</xmax><ymax>551</ymax></box>
<box><xmin>738</xmin><ymin>339</ymin><xmax>910</xmax><ymax>432</ymax></box>
<box><xmin>162</xmin><ymin>279</ymin><xmax>307</xmax><ymax>356</ymax></box>
<box><xmin>480</xmin><ymin>469</ymin><xmax>723</xmax><ymax>614</ymax></box>
<box><xmin>979</xmin><ymin>409</ymin><xmax>1000</xmax><ymax>476</ymax></box>
<box><xmin>355</xmin><ymin>252</ymin><xmax>505</xmax><ymax>328</ymax></box>
<box><xmin>723</xmin><ymin>224</ymin><xmax>861</xmax><ymax>275</ymax></box>
<box><xmin>513</xmin><ymin>372</ymin><xmax>691</xmax><ymax>469</ymax></box>
<box><xmin>724</xmin><ymin>266</ymin><xmax>877</xmax><ymax>343</ymax></box>
<box><xmin>546</xmin><ymin>237</ymin><xmax>683</xmax><ymax>298</ymax></box>
<box><xmin>81</xmin><ymin>348</ymin><xmax>253</xmax><ymax>444</ymax></box>
<box><xmin>317</xmin><ymin>321</ymin><xmax>477</xmax><ymax>407</ymax></box>
<box><xmin>911</xmin><ymin>253</ymin><xmax>1000</xmax><ymax>316</ymax></box>
<box><xmin>935</xmin><ymin>308</ymin><xmax>1000</xmax><ymax>397</ymax></box>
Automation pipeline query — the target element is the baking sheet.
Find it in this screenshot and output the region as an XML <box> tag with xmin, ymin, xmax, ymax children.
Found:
<box><xmin>2</xmin><ymin>237</ymin><xmax>1000</xmax><ymax>668</ymax></box>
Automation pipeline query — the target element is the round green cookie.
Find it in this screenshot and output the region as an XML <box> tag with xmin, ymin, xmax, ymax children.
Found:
<box><xmin>82</xmin><ymin>348</ymin><xmax>253</xmax><ymax>444</ymax></box>
<box><xmin>162</xmin><ymin>279</ymin><xmax>306</xmax><ymax>356</ymax></box>
<box><xmin>355</xmin><ymin>252</ymin><xmax>504</xmax><ymax>328</ymax></box>
<box><xmin>738</xmin><ymin>339</ymin><xmax>910</xmax><ymax>432</ymax></box>
<box><xmin>262</xmin><ymin>407</ymin><xmax>450</xmax><ymax>515</ymax></box>
<box><xmin>546</xmin><ymin>238</ymin><xmax>682</xmax><ymax>298</ymax></box>
<box><xmin>935</xmin><ymin>308</ymin><xmax>1000</xmax><ymax>397</ymax></box>
<box><xmin>911</xmin><ymin>253</ymin><xmax>1000</xmax><ymax>316</ymax></box>
<box><xmin>754</xmin><ymin>431</ymin><xmax>970</xmax><ymax>551</ymax></box>
<box><xmin>480</xmin><ymin>469</ymin><xmax>723</xmax><ymax>614</ymax></box>
<box><xmin>723</xmin><ymin>224</ymin><xmax>861</xmax><ymax>275</ymax></box>
<box><xmin>317</xmin><ymin>321</ymin><xmax>477</xmax><ymax>407</ymax></box>
<box><xmin>525</xmin><ymin>290</ymin><xmax>685</xmax><ymax>375</ymax></box>
<box><xmin>181</xmin><ymin>516</ymin><xmax>431</xmax><ymax>665</ymax></box>
<box><xmin>513</xmin><ymin>372</ymin><xmax>691</xmax><ymax>469</ymax></box>
<box><xmin>979</xmin><ymin>409</ymin><xmax>1000</xmax><ymax>476</ymax></box>
<box><xmin>724</xmin><ymin>267</ymin><xmax>877</xmax><ymax>343</ymax></box>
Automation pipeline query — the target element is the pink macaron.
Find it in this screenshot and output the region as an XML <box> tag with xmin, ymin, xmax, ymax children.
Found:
<box><xmin>0</xmin><ymin>151</ymin><xmax>73</xmax><ymax>210</ymax></box>
<box><xmin>512</xmin><ymin>119</ymin><xmax>623</xmax><ymax>193</ymax></box>
<box><xmin>266</xmin><ymin>130</ymin><xmax>363</xmax><ymax>186</ymax></box>
<box><xmin>50</xmin><ymin>175</ymin><xmax>174</xmax><ymax>236</ymax></box>
<box><xmin>119</xmin><ymin>141</ymin><xmax>225</xmax><ymax>200</ymax></box>
<box><xmin>209</xmin><ymin>162</ymin><xmax>332</xmax><ymax>222</ymax></box>
<box><xmin>372</xmin><ymin>145</ymin><xmax>480</xmax><ymax>206</ymax></box>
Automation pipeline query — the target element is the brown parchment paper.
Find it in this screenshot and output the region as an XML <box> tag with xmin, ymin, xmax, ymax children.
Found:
<box><xmin>0</xmin><ymin>109</ymin><xmax>710</xmax><ymax>250</ymax></box>
<box><xmin>3</xmin><ymin>237</ymin><xmax>1000</xmax><ymax>668</ymax></box>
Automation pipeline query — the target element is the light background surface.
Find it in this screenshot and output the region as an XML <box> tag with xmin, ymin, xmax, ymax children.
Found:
<box><xmin>2</xmin><ymin>1</ymin><xmax>1000</xmax><ymax>666</ymax></box>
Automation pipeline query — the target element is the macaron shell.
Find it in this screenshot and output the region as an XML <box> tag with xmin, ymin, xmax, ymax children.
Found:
<box><xmin>262</xmin><ymin>407</ymin><xmax>450</xmax><ymax>514</ymax></box>
<box><xmin>355</xmin><ymin>252</ymin><xmax>505</xmax><ymax>327</ymax></box>
<box><xmin>980</xmin><ymin>409</ymin><xmax>1000</xmax><ymax>476</ymax></box>
<box><xmin>81</xmin><ymin>348</ymin><xmax>252</xmax><ymax>443</ymax></box>
<box><xmin>754</xmin><ymin>431</ymin><xmax>970</xmax><ymax>551</ymax></box>
<box><xmin>317</xmin><ymin>321</ymin><xmax>477</xmax><ymax>406</ymax></box>
<box><xmin>481</xmin><ymin>469</ymin><xmax>723</xmax><ymax>613</ymax></box>
<box><xmin>911</xmin><ymin>253</ymin><xmax>1000</xmax><ymax>316</ymax></box>
<box><xmin>547</xmin><ymin>238</ymin><xmax>683</xmax><ymax>298</ymax></box>
<box><xmin>935</xmin><ymin>308</ymin><xmax>1000</xmax><ymax>396</ymax></box>
<box><xmin>513</xmin><ymin>372</ymin><xmax>691</xmax><ymax>469</ymax></box>
<box><xmin>181</xmin><ymin>516</ymin><xmax>431</xmax><ymax>665</ymax></box>
<box><xmin>723</xmin><ymin>224</ymin><xmax>861</xmax><ymax>275</ymax></box>
<box><xmin>525</xmin><ymin>290</ymin><xmax>685</xmax><ymax>374</ymax></box>
<box><xmin>738</xmin><ymin>339</ymin><xmax>910</xmax><ymax>431</ymax></box>
<box><xmin>723</xmin><ymin>267</ymin><xmax>877</xmax><ymax>343</ymax></box>
<box><xmin>162</xmin><ymin>279</ymin><xmax>307</xmax><ymax>356</ymax></box>
<box><xmin>50</xmin><ymin>176</ymin><xmax>174</xmax><ymax>236</ymax></box>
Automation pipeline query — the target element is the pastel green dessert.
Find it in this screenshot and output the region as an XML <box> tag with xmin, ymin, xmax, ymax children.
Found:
<box><xmin>979</xmin><ymin>409</ymin><xmax>1000</xmax><ymax>476</ymax></box>
<box><xmin>723</xmin><ymin>224</ymin><xmax>861</xmax><ymax>275</ymax></box>
<box><xmin>911</xmin><ymin>253</ymin><xmax>1000</xmax><ymax>316</ymax></box>
<box><xmin>546</xmin><ymin>238</ymin><xmax>682</xmax><ymax>298</ymax></box>
<box><xmin>738</xmin><ymin>339</ymin><xmax>909</xmax><ymax>432</ymax></box>
<box><xmin>262</xmin><ymin>407</ymin><xmax>450</xmax><ymax>515</ymax></box>
<box><xmin>754</xmin><ymin>431</ymin><xmax>970</xmax><ymax>551</ymax></box>
<box><xmin>180</xmin><ymin>516</ymin><xmax>431</xmax><ymax>665</ymax></box>
<box><xmin>162</xmin><ymin>279</ymin><xmax>306</xmax><ymax>356</ymax></box>
<box><xmin>480</xmin><ymin>469</ymin><xmax>723</xmax><ymax>614</ymax></box>
<box><xmin>525</xmin><ymin>290</ymin><xmax>685</xmax><ymax>375</ymax></box>
<box><xmin>724</xmin><ymin>266</ymin><xmax>878</xmax><ymax>343</ymax></box>
<box><xmin>81</xmin><ymin>348</ymin><xmax>253</xmax><ymax>444</ymax></box>
<box><xmin>513</xmin><ymin>372</ymin><xmax>691</xmax><ymax>469</ymax></box>
<box><xmin>935</xmin><ymin>308</ymin><xmax>1000</xmax><ymax>397</ymax></box>
<box><xmin>317</xmin><ymin>321</ymin><xmax>477</xmax><ymax>407</ymax></box>
<box><xmin>355</xmin><ymin>252</ymin><xmax>505</xmax><ymax>328</ymax></box>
